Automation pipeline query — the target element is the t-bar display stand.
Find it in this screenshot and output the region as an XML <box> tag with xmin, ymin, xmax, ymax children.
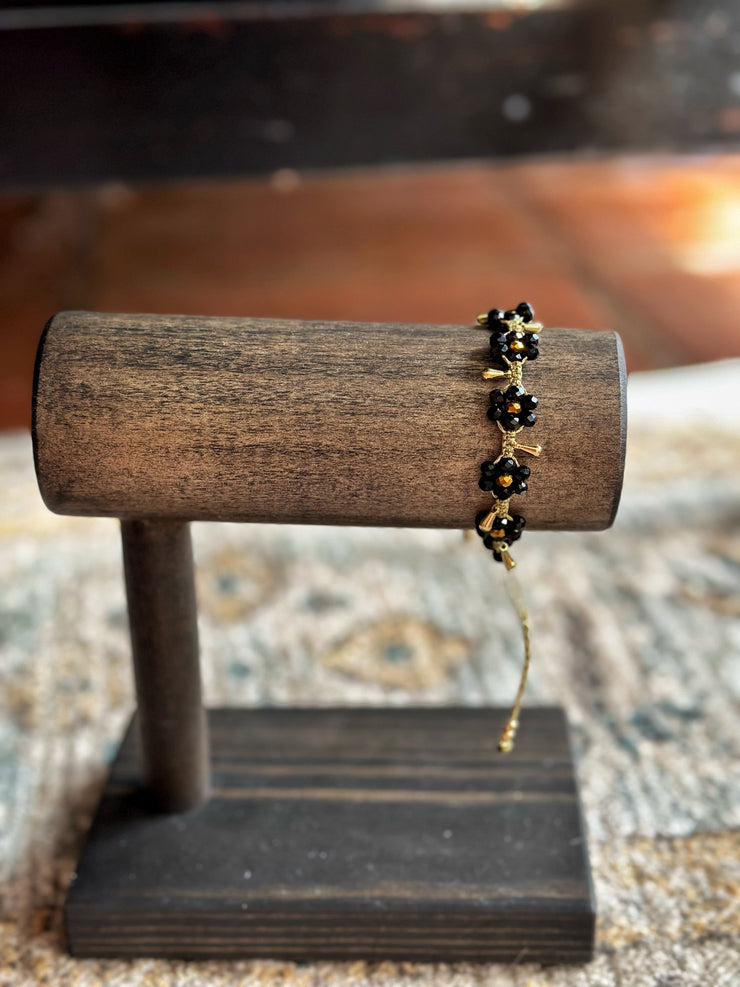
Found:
<box><xmin>32</xmin><ymin>312</ymin><xmax>626</xmax><ymax>963</ymax></box>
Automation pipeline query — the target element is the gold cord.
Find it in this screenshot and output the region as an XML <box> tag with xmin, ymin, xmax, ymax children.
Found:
<box><xmin>497</xmin><ymin>568</ymin><xmax>531</xmax><ymax>752</ymax></box>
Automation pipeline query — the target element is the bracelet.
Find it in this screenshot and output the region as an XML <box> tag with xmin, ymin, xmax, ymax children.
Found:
<box><xmin>472</xmin><ymin>301</ymin><xmax>543</xmax><ymax>752</ymax></box>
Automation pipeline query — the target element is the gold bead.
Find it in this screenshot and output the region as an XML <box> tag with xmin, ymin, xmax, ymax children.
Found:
<box><xmin>509</xmin><ymin>339</ymin><xmax>525</xmax><ymax>352</ymax></box>
<box><xmin>498</xmin><ymin>716</ymin><xmax>519</xmax><ymax>752</ymax></box>
<box><xmin>500</xmin><ymin>547</ymin><xmax>516</xmax><ymax>571</ymax></box>
<box><xmin>506</xmin><ymin>401</ymin><xmax>521</xmax><ymax>414</ymax></box>
<box><xmin>491</xmin><ymin>528</ymin><xmax>506</xmax><ymax>540</ymax></box>
<box><xmin>514</xmin><ymin>442</ymin><xmax>542</xmax><ymax>457</ymax></box>
<box><xmin>478</xmin><ymin>508</ymin><xmax>497</xmax><ymax>532</ymax></box>
<box><xmin>497</xmin><ymin>474</ymin><xmax>513</xmax><ymax>488</ymax></box>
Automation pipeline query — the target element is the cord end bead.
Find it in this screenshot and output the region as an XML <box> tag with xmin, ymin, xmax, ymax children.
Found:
<box><xmin>498</xmin><ymin>718</ymin><xmax>519</xmax><ymax>753</ymax></box>
<box><xmin>482</xmin><ymin>367</ymin><xmax>507</xmax><ymax>380</ymax></box>
<box><xmin>476</xmin><ymin>313</ymin><xmax>489</xmax><ymax>326</ymax></box>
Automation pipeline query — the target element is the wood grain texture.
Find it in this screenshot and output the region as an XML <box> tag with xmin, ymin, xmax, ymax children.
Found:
<box><xmin>122</xmin><ymin>519</ymin><xmax>209</xmax><ymax>813</ymax></box>
<box><xmin>65</xmin><ymin>706</ymin><xmax>595</xmax><ymax>962</ymax></box>
<box><xmin>33</xmin><ymin>312</ymin><xmax>626</xmax><ymax>530</ymax></box>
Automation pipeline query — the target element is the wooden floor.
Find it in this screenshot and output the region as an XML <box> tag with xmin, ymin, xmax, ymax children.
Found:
<box><xmin>3</xmin><ymin>154</ymin><xmax>740</xmax><ymax>431</ymax></box>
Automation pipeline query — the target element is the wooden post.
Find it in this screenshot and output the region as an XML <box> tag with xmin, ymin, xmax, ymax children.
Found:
<box><xmin>121</xmin><ymin>518</ymin><xmax>209</xmax><ymax>813</ymax></box>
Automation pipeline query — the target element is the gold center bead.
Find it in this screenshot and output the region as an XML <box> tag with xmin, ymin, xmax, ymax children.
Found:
<box><xmin>506</xmin><ymin>401</ymin><xmax>521</xmax><ymax>414</ymax></box>
<box><xmin>509</xmin><ymin>339</ymin><xmax>525</xmax><ymax>352</ymax></box>
<box><xmin>497</xmin><ymin>474</ymin><xmax>513</xmax><ymax>488</ymax></box>
<box><xmin>491</xmin><ymin>528</ymin><xmax>506</xmax><ymax>539</ymax></box>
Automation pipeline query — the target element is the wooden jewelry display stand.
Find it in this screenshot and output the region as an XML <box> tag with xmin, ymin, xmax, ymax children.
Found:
<box><xmin>33</xmin><ymin>312</ymin><xmax>626</xmax><ymax>963</ymax></box>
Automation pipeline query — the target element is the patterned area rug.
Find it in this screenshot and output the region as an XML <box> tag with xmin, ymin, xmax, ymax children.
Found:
<box><xmin>1</xmin><ymin>364</ymin><xmax>739</xmax><ymax>986</ymax></box>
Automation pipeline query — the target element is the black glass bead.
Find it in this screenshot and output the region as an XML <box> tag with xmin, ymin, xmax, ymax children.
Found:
<box><xmin>492</xmin><ymin>516</ymin><xmax>511</xmax><ymax>538</ymax></box>
<box><xmin>516</xmin><ymin>302</ymin><xmax>534</xmax><ymax>322</ymax></box>
<box><xmin>522</xmin><ymin>413</ymin><xmax>537</xmax><ymax>428</ymax></box>
<box><xmin>500</xmin><ymin>457</ymin><xmax>516</xmax><ymax>471</ymax></box>
<box><xmin>519</xmin><ymin>465</ymin><xmax>531</xmax><ymax>478</ymax></box>
<box><xmin>488</xmin><ymin>308</ymin><xmax>505</xmax><ymax>323</ymax></box>
<box><xmin>479</xmin><ymin>476</ymin><xmax>495</xmax><ymax>492</ymax></box>
<box><xmin>480</xmin><ymin>460</ymin><xmax>497</xmax><ymax>475</ymax></box>
<box><xmin>512</xmin><ymin>479</ymin><xmax>528</xmax><ymax>495</ymax></box>
<box><xmin>527</xmin><ymin>394</ymin><xmax>538</xmax><ymax>408</ymax></box>
<box><xmin>504</xmin><ymin>309</ymin><xmax>517</xmax><ymax>321</ymax></box>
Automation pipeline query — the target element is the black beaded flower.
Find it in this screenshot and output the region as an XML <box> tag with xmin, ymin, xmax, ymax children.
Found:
<box><xmin>487</xmin><ymin>384</ymin><xmax>538</xmax><ymax>431</ymax></box>
<box><xmin>474</xmin><ymin>512</ymin><xmax>527</xmax><ymax>563</ymax></box>
<box><xmin>488</xmin><ymin>302</ymin><xmax>534</xmax><ymax>328</ymax></box>
<box><xmin>478</xmin><ymin>457</ymin><xmax>530</xmax><ymax>499</ymax></box>
<box><xmin>474</xmin><ymin>511</ymin><xmax>526</xmax><ymax>548</ymax></box>
<box><xmin>489</xmin><ymin>328</ymin><xmax>540</xmax><ymax>367</ymax></box>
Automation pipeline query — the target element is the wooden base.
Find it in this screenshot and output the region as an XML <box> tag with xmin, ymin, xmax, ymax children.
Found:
<box><xmin>65</xmin><ymin>707</ymin><xmax>595</xmax><ymax>963</ymax></box>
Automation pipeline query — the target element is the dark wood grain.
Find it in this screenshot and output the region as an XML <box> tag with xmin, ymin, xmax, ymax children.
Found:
<box><xmin>33</xmin><ymin>312</ymin><xmax>626</xmax><ymax>531</ymax></box>
<box><xmin>65</xmin><ymin>706</ymin><xmax>595</xmax><ymax>962</ymax></box>
<box><xmin>122</xmin><ymin>519</ymin><xmax>209</xmax><ymax>812</ymax></box>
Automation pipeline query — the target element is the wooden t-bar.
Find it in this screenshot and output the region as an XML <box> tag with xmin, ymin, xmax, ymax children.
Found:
<box><xmin>33</xmin><ymin>311</ymin><xmax>626</xmax><ymax>530</ymax></box>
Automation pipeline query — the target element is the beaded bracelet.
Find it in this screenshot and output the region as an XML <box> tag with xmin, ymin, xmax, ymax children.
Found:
<box><xmin>472</xmin><ymin>301</ymin><xmax>543</xmax><ymax>752</ymax></box>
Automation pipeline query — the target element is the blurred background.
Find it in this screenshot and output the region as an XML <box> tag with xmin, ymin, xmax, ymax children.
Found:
<box><xmin>2</xmin><ymin>0</ymin><xmax>740</xmax><ymax>429</ymax></box>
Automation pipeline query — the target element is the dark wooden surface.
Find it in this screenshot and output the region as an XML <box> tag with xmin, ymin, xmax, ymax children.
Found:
<box><xmin>33</xmin><ymin>312</ymin><xmax>626</xmax><ymax>530</ymax></box>
<box><xmin>65</xmin><ymin>706</ymin><xmax>595</xmax><ymax>962</ymax></box>
<box><xmin>2</xmin><ymin>2</ymin><xmax>740</xmax><ymax>188</ymax></box>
